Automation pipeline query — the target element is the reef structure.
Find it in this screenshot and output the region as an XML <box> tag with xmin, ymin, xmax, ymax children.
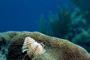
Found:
<box><xmin>70</xmin><ymin>0</ymin><xmax>90</xmax><ymax>11</ymax></box>
<box><xmin>6</xmin><ymin>32</ymin><xmax>90</xmax><ymax>60</ymax></box>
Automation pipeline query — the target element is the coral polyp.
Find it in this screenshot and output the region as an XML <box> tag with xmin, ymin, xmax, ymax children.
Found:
<box><xmin>22</xmin><ymin>37</ymin><xmax>45</xmax><ymax>58</ymax></box>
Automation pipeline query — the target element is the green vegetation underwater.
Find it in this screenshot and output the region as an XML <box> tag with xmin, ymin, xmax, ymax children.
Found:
<box><xmin>0</xmin><ymin>0</ymin><xmax>90</xmax><ymax>60</ymax></box>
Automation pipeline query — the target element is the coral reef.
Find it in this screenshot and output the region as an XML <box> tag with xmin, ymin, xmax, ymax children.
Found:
<box><xmin>37</xmin><ymin>6</ymin><xmax>86</xmax><ymax>41</ymax></box>
<box><xmin>69</xmin><ymin>0</ymin><xmax>90</xmax><ymax>28</ymax></box>
<box><xmin>0</xmin><ymin>44</ymin><xmax>8</xmax><ymax>60</ymax></box>
<box><xmin>72</xmin><ymin>31</ymin><xmax>90</xmax><ymax>52</ymax></box>
<box><xmin>32</xmin><ymin>53</ymin><xmax>54</xmax><ymax>60</ymax></box>
<box><xmin>36</xmin><ymin>15</ymin><xmax>49</xmax><ymax>35</ymax></box>
<box><xmin>70</xmin><ymin>0</ymin><xmax>90</xmax><ymax>11</ymax></box>
<box><xmin>6</xmin><ymin>32</ymin><xmax>31</xmax><ymax>60</ymax></box>
<box><xmin>0</xmin><ymin>31</ymin><xmax>30</xmax><ymax>44</ymax></box>
<box><xmin>0</xmin><ymin>34</ymin><xmax>7</xmax><ymax>47</ymax></box>
<box><xmin>7</xmin><ymin>32</ymin><xmax>90</xmax><ymax>60</ymax></box>
<box><xmin>36</xmin><ymin>4</ymin><xmax>90</xmax><ymax>52</ymax></box>
<box><xmin>49</xmin><ymin>8</ymin><xmax>71</xmax><ymax>38</ymax></box>
<box><xmin>0</xmin><ymin>31</ymin><xmax>20</xmax><ymax>43</ymax></box>
<box><xmin>0</xmin><ymin>31</ymin><xmax>30</xmax><ymax>60</ymax></box>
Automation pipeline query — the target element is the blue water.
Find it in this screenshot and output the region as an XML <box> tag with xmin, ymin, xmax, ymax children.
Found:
<box><xmin>0</xmin><ymin>0</ymin><xmax>73</xmax><ymax>32</ymax></box>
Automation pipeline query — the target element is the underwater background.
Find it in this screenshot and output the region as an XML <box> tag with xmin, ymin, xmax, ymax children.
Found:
<box><xmin>0</xmin><ymin>0</ymin><xmax>90</xmax><ymax>60</ymax></box>
<box><xmin>0</xmin><ymin>0</ymin><xmax>72</xmax><ymax>32</ymax></box>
